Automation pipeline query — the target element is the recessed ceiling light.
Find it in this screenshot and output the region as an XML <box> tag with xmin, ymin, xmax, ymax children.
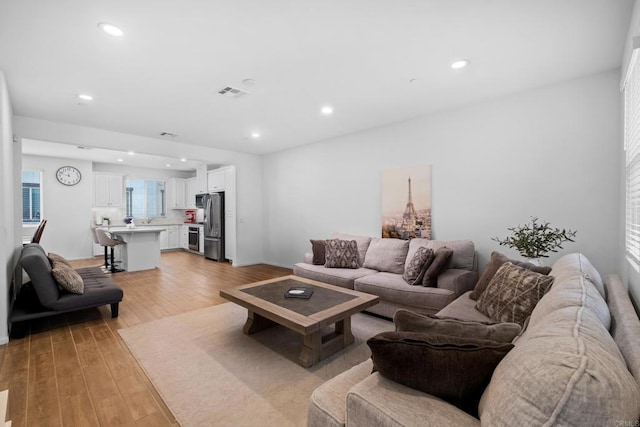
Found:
<box><xmin>251</xmin><ymin>132</ymin><xmax>260</xmax><ymax>139</ymax></box>
<box><xmin>166</xmin><ymin>164</ymin><xmax>171</xmax><ymax>167</ymax></box>
<box><xmin>76</xmin><ymin>94</ymin><xmax>93</xmax><ymax>101</ymax></box>
<box><xmin>98</xmin><ymin>22</ymin><xmax>124</xmax><ymax>37</ymax></box>
<box><xmin>127</xmin><ymin>151</ymin><xmax>135</xmax><ymax>156</ymax></box>
<box><xmin>117</xmin><ymin>158</ymin><xmax>124</xmax><ymax>162</ymax></box>
<box><xmin>450</xmin><ymin>59</ymin><xmax>470</xmax><ymax>69</ymax></box>
<box><xmin>242</xmin><ymin>79</ymin><xmax>257</xmax><ymax>86</ymax></box>
<box><xmin>180</xmin><ymin>158</ymin><xmax>187</xmax><ymax>162</ymax></box>
<box><xmin>321</xmin><ymin>106</ymin><xmax>333</xmax><ymax>115</ymax></box>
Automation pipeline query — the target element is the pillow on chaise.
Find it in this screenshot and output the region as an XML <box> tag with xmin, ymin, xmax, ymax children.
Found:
<box><xmin>310</xmin><ymin>239</ymin><xmax>326</xmax><ymax>265</ymax></box>
<box><xmin>402</xmin><ymin>247</ymin><xmax>434</xmax><ymax>285</ymax></box>
<box><xmin>48</xmin><ymin>252</ymin><xmax>72</xmax><ymax>268</ymax></box>
<box><xmin>324</xmin><ymin>239</ymin><xmax>359</xmax><ymax>269</ymax></box>
<box><xmin>394</xmin><ymin>309</ymin><xmax>521</xmax><ymax>343</ymax></box>
<box><xmin>476</xmin><ymin>262</ymin><xmax>554</xmax><ymax>326</ymax></box>
<box><xmin>422</xmin><ymin>247</ymin><xmax>453</xmax><ymax>287</ymax></box>
<box><xmin>470</xmin><ymin>251</ymin><xmax>552</xmax><ymax>300</ymax></box>
<box><xmin>51</xmin><ymin>264</ymin><xmax>85</xmax><ymax>294</ymax></box>
<box><xmin>367</xmin><ymin>331</ymin><xmax>513</xmax><ymax>416</ymax></box>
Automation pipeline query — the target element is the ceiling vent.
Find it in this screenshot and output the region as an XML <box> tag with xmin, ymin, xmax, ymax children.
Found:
<box><xmin>160</xmin><ymin>131</ymin><xmax>178</xmax><ymax>138</ymax></box>
<box><xmin>218</xmin><ymin>86</ymin><xmax>249</xmax><ymax>98</ymax></box>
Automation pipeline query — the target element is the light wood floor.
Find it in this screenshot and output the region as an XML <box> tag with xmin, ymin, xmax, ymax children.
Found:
<box><xmin>0</xmin><ymin>251</ymin><xmax>292</xmax><ymax>426</ymax></box>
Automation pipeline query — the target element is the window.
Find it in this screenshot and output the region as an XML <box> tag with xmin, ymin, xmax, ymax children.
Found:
<box><xmin>624</xmin><ymin>48</ymin><xmax>640</xmax><ymax>269</ymax></box>
<box><xmin>125</xmin><ymin>179</ymin><xmax>166</xmax><ymax>219</ymax></box>
<box><xmin>22</xmin><ymin>170</ymin><xmax>42</xmax><ymax>224</ymax></box>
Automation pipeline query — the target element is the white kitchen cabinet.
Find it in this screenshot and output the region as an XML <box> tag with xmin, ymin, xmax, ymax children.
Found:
<box><xmin>160</xmin><ymin>229</ymin><xmax>168</xmax><ymax>250</ymax></box>
<box><xmin>186</xmin><ymin>177</ymin><xmax>197</xmax><ymax>208</ymax></box>
<box><xmin>167</xmin><ymin>225</ymin><xmax>179</xmax><ymax>249</ymax></box>
<box><xmin>167</xmin><ymin>178</ymin><xmax>187</xmax><ymax>209</ymax></box>
<box><xmin>94</xmin><ymin>174</ymin><xmax>123</xmax><ymax>207</ymax></box>
<box><xmin>180</xmin><ymin>225</ymin><xmax>189</xmax><ymax>249</ymax></box>
<box><xmin>199</xmin><ymin>227</ymin><xmax>204</xmax><ymax>254</ymax></box>
<box><xmin>224</xmin><ymin>166</ymin><xmax>236</xmax><ymax>261</ymax></box>
<box><xmin>196</xmin><ymin>165</ymin><xmax>208</xmax><ymax>194</ymax></box>
<box><xmin>207</xmin><ymin>169</ymin><xmax>225</xmax><ymax>192</ymax></box>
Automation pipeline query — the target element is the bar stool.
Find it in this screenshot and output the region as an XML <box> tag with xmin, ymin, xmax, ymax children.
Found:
<box><xmin>91</xmin><ymin>228</ymin><xmax>111</xmax><ymax>271</ymax></box>
<box><xmin>95</xmin><ymin>228</ymin><xmax>127</xmax><ymax>273</ymax></box>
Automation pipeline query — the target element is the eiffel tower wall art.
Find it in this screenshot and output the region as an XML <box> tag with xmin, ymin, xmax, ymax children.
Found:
<box><xmin>382</xmin><ymin>165</ymin><xmax>432</xmax><ymax>240</ymax></box>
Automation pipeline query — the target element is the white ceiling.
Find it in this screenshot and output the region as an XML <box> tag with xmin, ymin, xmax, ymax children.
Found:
<box><xmin>0</xmin><ymin>0</ymin><xmax>634</xmax><ymax>157</ymax></box>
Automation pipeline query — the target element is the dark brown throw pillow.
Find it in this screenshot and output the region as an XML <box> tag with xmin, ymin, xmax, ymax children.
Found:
<box><xmin>476</xmin><ymin>262</ymin><xmax>554</xmax><ymax>326</ymax></box>
<box><xmin>394</xmin><ymin>309</ymin><xmax>521</xmax><ymax>343</ymax></box>
<box><xmin>422</xmin><ymin>247</ymin><xmax>453</xmax><ymax>287</ymax></box>
<box><xmin>470</xmin><ymin>251</ymin><xmax>552</xmax><ymax>300</ymax></box>
<box><xmin>324</xmin><ymin>239</ymin><xmax>359</xmax><ymax>269</ymax></box>
<box><xmin>310</xmin><ymin>239</ymin><xmax>326</xmax><ymax>265</ymax></box>
<box><xmin>402</xmin><ymin>247</ymin><xmax>434</xmax><ymax>285</ymax></box>
<box><xmin>368</xmin><ymin>331</ymin><xmax>513</xmax><ymax>416</ymax></box>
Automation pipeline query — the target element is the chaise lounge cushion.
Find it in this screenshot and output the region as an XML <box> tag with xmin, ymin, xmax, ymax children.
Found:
<box><xmin>52</xmin><ymin>267</ymin><xmax>123</xmax><ymax>311</ymax></box>
<box><xmin>21</xmin><ymin>244</ymin><xmax>60</xmax><ymax>308</ymax></box>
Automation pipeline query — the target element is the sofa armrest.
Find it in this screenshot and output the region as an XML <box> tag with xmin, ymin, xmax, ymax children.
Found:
<box><xmin>347</xmin><ymin>373</ymin><xmax>480</xmax><ymax>427</ymax></box>
<box><xmin>303</xmin><ymin>252</ymin><xmax>313</xmax><ymax>264</ymax></box>
<box><xmin>437</xmin><ymin>269</ymin><xmax>478</xmax><ymax>297</ymax></box>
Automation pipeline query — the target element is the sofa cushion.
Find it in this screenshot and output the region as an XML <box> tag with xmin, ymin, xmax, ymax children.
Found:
<box><xmin>363</xmin><ymin>238</ymin><xmax>409</xmax><ymax>274</ymax></box>
<box><xmin>51</xmin><ymin>267</ymin><xmax>124</xmax><ymax>311</ymax></box>
<box><xmin>368</xmin><ymin>331</ymin><xmax>513</xmax><ymax>415</ymax></box>
<box><xmin>20</xmin><ymin>244</ymin><xmax>60</xmax><ymax>308</ymax></box>
<box><xmin>51</xmin><ymin>264</ymin><xmax>84</xmax><ymax>294</ymax></box>
<box><xmin>310</xmin><ymin>240</ymin><xmax>326</xmax><ymax>265</ymax></box>
<box><xmin>422</xmin><ymin>247</ymin><xmax>453</xmax><ymax>287</ymax></box>
<box><xmin>331</xmin><ymin>233</ymin><xmax>372</xmax><ymax>266</ymax></box>
<box><xmin>394</xmin><ymin>309</ymin><xmax>521</xmax><ymax>343</ymax></box>
<box><xmin>293</xmin><ymin>263</ymin><xmax>377</xmax><ymax>289</ymax></box>
<box><xmin>476</xmin><ymin>262</ymin><xmax>554</xmax><ymax>326</ymax></box>
<box><xmin>436</xmin><ymin>292</ymin><xmax>495</xmax><ymax>323</ymax></box>
<box><xmin>325</xmin><ymin>239</ymin><xmax>359</xmax><ymax>269</ymax></box>
<box><xmin>355</xmin><ymin>272</ymin><xmax>457</xmax><ymax>313</ymax></box>
<box><xmin>405</xmin><ymin>239</ymin><xmax>475</xmax><ymax>271</ymax></box>
<box><xmin>478</xmin><ymin>305</ymin><xmax>640</xmax><ymax>425</ymax></box>
<box><xmin>469</xmin><ymin>251</ymin><xmax>551</xmax><ymax>300</ymax></box>
<box><xmin>550</xmin><ymin>252</ymin><xmax>604</xmax><ymax>297</ymax></box>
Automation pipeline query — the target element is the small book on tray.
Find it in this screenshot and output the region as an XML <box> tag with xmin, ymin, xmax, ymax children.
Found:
<box><xmin>285</xmin><ymin>286</ymin><xmax>314</xmax><ymax>299</ymax></box>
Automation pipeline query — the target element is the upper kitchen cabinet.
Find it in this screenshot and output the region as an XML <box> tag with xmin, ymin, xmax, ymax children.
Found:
<box><xmin>186</xmin><ymin>177</ymin><xmax>197</xmax><ymax>208</ymax></box>
<box><xmin>167</xmin><ymin>178</ymin><xmax>187</xmax><ymax>209</ymax></box>
<box><xmin>207</xmin><ymin>169</ymin><xmax>225</xmax><ymax>192</ymax></box>
<box><xmin>94</xmin><ymin>173</ymin><xmax>123</xmax><ymax>207</ymax></box>
<box><xmin>195</xmin><ymin>165</ymin><xmax>208</xmax><ymax>194</ymax></box>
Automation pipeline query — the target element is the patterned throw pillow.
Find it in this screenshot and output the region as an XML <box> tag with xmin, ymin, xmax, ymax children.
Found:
<box><xmin>48</xmin><ymin>252</ymin><xmax>72</xmax><ymax>268</ymax></box>
<box><xmin>51</xmin><ymin>264</ymin><xmax>85</xmax><ymax>294</ymax></box>
<box><xmin>476</xmin><ymin>262</ymin><xmax>554</xmax><ymax>326</ymax></box>
<box><xmin>324</xmin><ymin>239</ymin><xmax>359</xmax><ymax>269</ymax></box>
<box><xmin>402</xmin><ymin>247</ymin><xmax>434</xmax><ymax>285</ymax></box>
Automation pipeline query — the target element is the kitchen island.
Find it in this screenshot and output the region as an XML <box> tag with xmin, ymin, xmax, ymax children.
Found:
<box><xmin>107</xmin><ymin>226</ymin><xmax>166</xmax><ymax>272</ymax></box>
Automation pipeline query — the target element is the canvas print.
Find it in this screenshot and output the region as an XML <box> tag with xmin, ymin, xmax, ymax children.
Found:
<box><xmin>382</xmin><ymin>165</ymin><xmax>432</xmax><ymax>240</ymax></box>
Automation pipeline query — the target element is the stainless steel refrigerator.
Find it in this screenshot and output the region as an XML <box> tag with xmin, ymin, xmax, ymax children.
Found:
<box><xmin>203</xmin><ymin>192</ymin><xmax>225</xmax><ymax>261</ymax></box>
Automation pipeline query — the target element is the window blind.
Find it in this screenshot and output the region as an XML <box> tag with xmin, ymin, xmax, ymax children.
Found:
<box><xmin>625</xmin><ymin>49</ymin><xmax>640</xmax><ymax>269</ymax></box>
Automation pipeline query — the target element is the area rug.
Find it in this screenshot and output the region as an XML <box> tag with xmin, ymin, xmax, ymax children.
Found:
<box><xmin>118</xmin><ymin>302</ymin><xmax>393</xmax><ymax>426</ymax></box>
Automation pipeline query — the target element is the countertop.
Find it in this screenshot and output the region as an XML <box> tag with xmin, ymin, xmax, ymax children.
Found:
<box><xmin>108</xmin><ymin>226</ymin><xmax>167</xmax><ymax>233</ymax></box>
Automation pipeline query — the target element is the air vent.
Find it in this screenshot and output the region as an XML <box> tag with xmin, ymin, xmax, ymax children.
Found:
<box><xmin>218</xmin><ymin>86</ymin><xmax>249</xmax><ymax>98</ymax></box>
<box><xmin>76</xmin><ymin>145</ymin><xmax>93</xmax><ymax>150</ymax></box>
<box><xmin>160</xmin><ymin>131</ymin><xmax>178</xmax><ymax>138</ymax></box>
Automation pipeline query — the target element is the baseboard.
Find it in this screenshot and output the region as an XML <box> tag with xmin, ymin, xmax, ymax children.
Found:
<box><xmin>0</xmin><ymin>335</ymin><xmax>9</xmax><ymax>345</ymax></box>
<box><xmin>262</xmin><ymin>262</ymin><xmax>294</xmax><ymax>270</ymax></box>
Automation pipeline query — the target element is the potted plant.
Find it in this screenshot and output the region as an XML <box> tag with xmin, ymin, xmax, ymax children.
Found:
<box><xmin>492</xmin><ymin>217</ymin><xmax>576</xmax><ymax>262</ymax></box>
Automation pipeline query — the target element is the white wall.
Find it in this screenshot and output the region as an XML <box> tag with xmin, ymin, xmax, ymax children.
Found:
<box><xmin>0</xmin><ymin>71</ymin><xmax>21</xmax><ymax>344</ymax></box>
<box><xmin>263</xmin><ymin>71</ymin><xmax>622</xmax><ymax>277</ymax></box>
<box><xmin>22</xmin><ymin>155</ymin><xmax>93</xmax><ymax>260</ymax></box>
<box><xmin>13</xmin><ymin>117</ymin><xmax>264</xmax><ymax>266</ymax></box>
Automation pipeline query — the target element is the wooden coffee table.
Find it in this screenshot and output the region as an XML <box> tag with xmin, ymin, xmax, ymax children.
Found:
<box><xmin>220</xmin><ymin>275</ymin><xmax>379</xmax><ymax>367</ymax></box>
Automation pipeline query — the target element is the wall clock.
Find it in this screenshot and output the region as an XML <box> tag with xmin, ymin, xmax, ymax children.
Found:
<box><xmin>56</xmin><ymin>166</ymin><xmax>82</xmax><ymax>186</ymax></box>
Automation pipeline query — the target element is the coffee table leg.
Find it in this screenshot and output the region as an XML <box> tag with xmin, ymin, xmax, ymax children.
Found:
<box><xmin>243</xmin><ymin>310</ymin><xmax>276</xmax><ymax>334</ymax></box>
<box><xmin>335</xmin><ymin>317</ymin><xmax>354</xmax><ymax>347</ymax></box>
<box><xmin>299</xmin><ymin>332</ymin><xmax>322</xmax><ymax>368</ymax></box>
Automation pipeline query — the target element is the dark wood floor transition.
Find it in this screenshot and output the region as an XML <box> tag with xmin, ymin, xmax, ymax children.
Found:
<box><xmin>0</xmin><ymin>251</ymin><xmax>291</xmax><ymax>426</ymax></box>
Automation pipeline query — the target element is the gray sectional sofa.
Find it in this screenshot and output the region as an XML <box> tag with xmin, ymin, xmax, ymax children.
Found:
<box><xmin>307</xmin><ymin>253</ymin><xmax>640</xmax><ymax>426</ymax></box>
<box><xmin>11</xmin><ymin>243</ymin><xmax>124</xmax><ymax>335</ymax></box>
<box><xmin>293</xmin><ymin>233</ymin><xmax>478</xmax><ymax>318</ymax></box>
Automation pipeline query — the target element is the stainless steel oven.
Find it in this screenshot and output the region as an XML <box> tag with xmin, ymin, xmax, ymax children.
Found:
<box><xmin>188</xmin><ymin>226</ymin><xmax>199</xmax><ymax>251</ymax></box>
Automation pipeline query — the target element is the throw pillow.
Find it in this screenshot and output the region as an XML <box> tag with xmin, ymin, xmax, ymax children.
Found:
<box><xmin>470</xmin><ymin>251</ymin><xmax>552</xmax><ymax>300</ymax></box>
<box><xmin>51</xmin><ymin>265</ymin><xmax>84</xmax><ymax>294</ymax></box>
<box><xmin>48</xmin><ymin>252</ymin><xmax>72</xmax><ymax>268</ymax></box>
<box><xmin>394</xmin><ymin>309</ymin><xmax>522</xmax><ymax>343</ymax></box>
<box><xmin>324</xmin><ymin>239</ymin><xmax>359</xmax><ymax>269</ymax></box>
<box><xmin>422</xmin><ymin>247</ymin><xmax>453</xmax><ymax>287</ymax></box>
<box><xmin>310</xmin><ymin>239</ymin><xmax>326</xmax><ymax>265</ymax></box>
<box><xmin>363</xmin><ymin>237</ymin><xmax>409</xmax><ymax>274</ymax></box>
<box><xmin>367</xmin><ymin>331</ymin><xmax>513</xmax><ymax>416</ymax></box>
<box><xmin>401</xmin><ymin>247</ymin><xmax>434</xmax><ymax>285</ymax></box>
<box><xmin>476</xmin><ymin>262</ymin><xmax>554</xmax><ymax>326</ymax></box>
